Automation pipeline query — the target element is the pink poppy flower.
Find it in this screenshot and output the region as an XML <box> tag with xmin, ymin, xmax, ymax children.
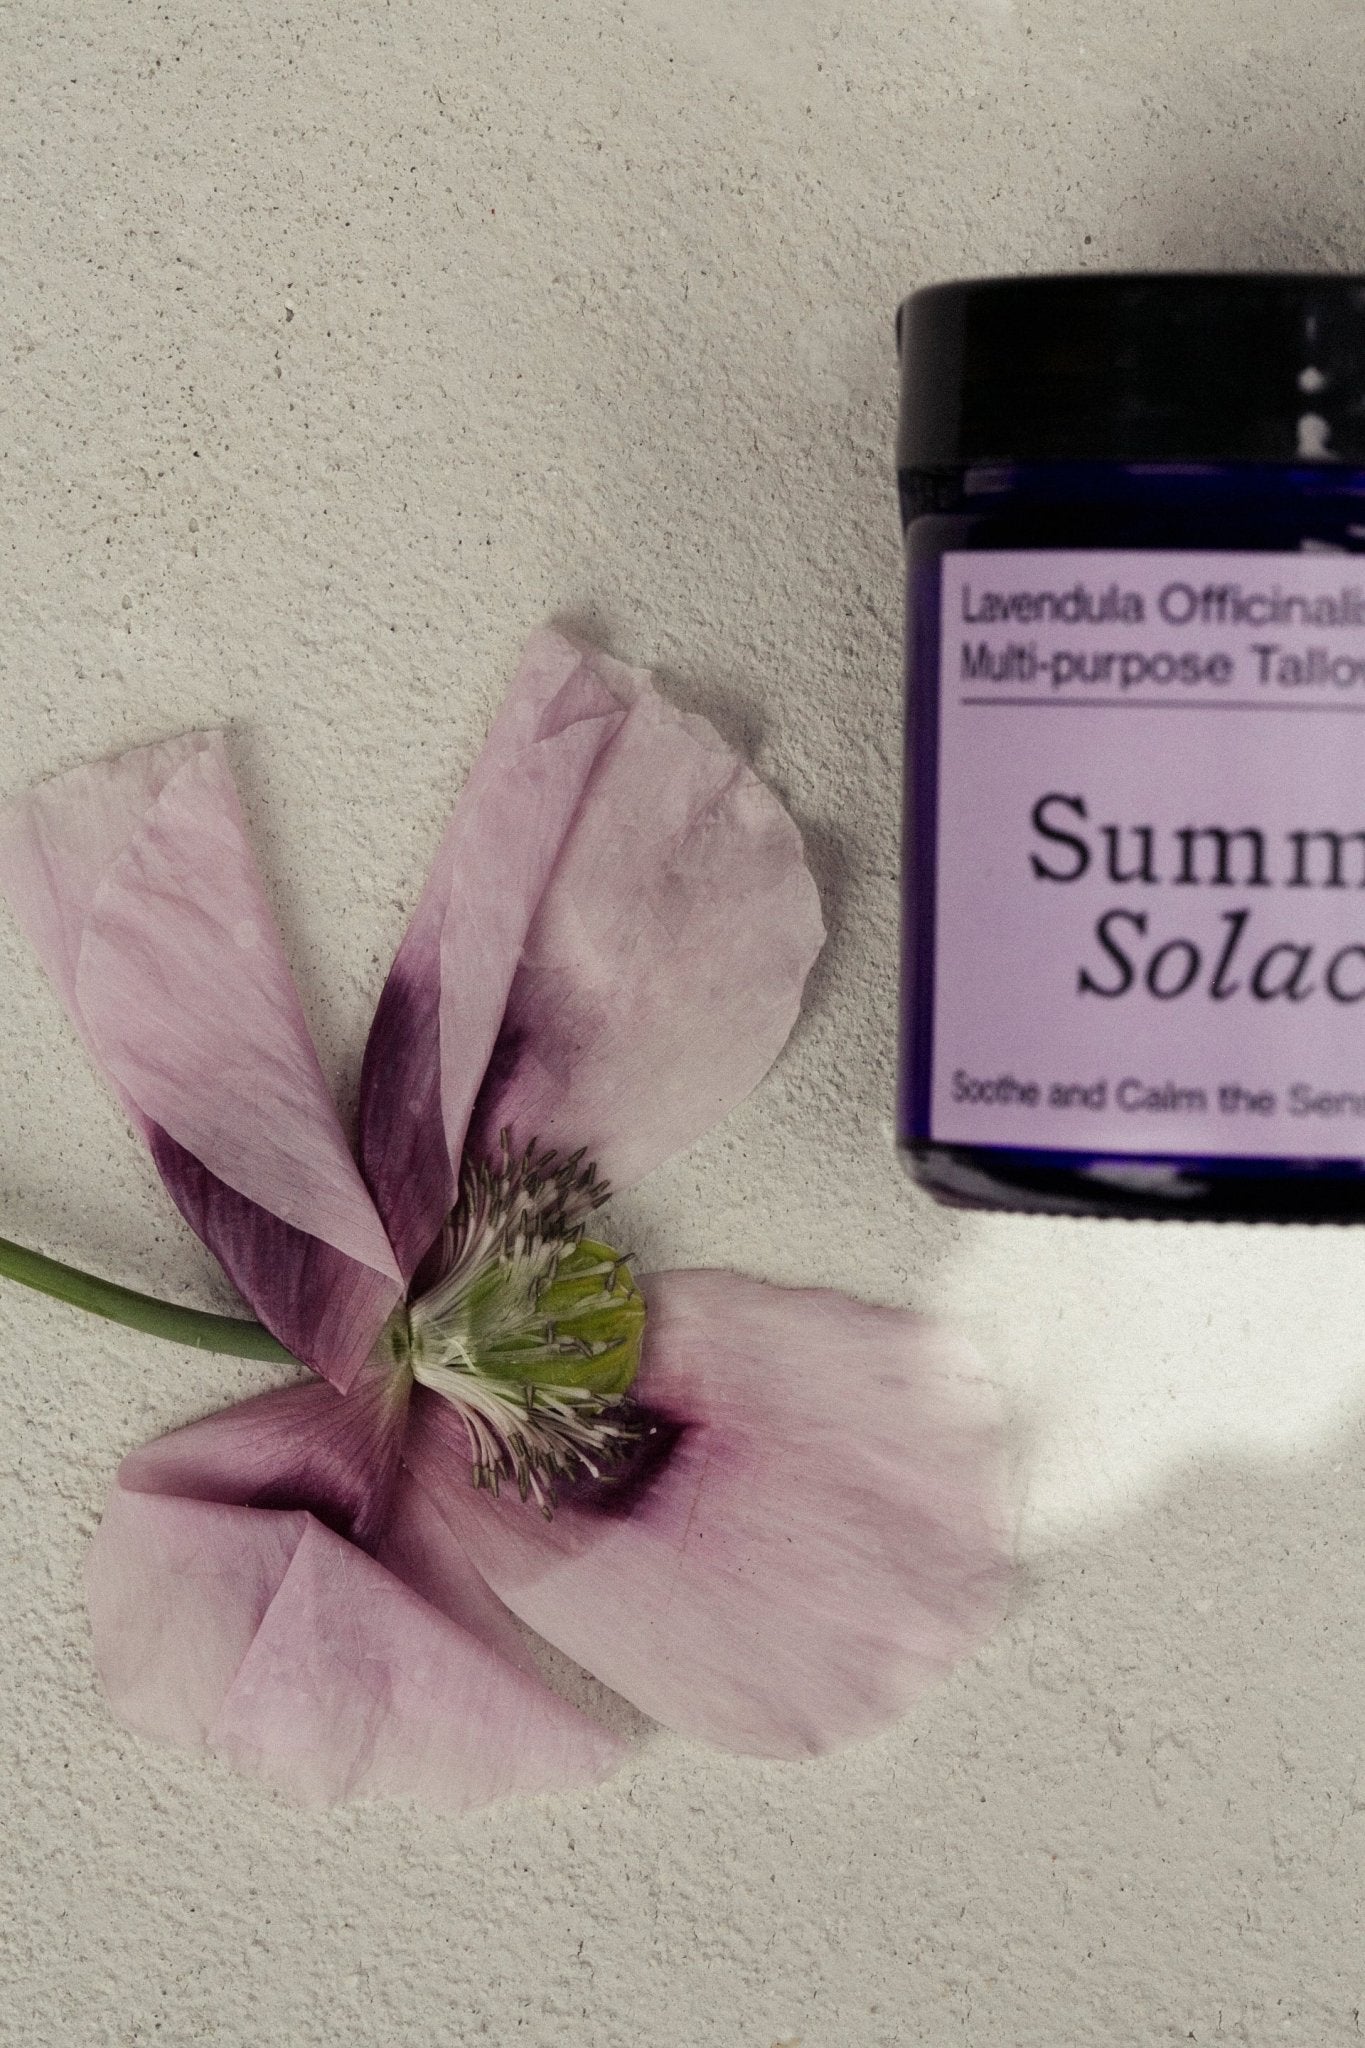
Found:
<box><xmin>0</xmin><ymin>631</ymin><xmax>1010</xmax><ymax>1812</ymax></box>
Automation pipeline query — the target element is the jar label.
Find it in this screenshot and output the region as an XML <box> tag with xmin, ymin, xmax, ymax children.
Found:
<box><xmin>925</xmin><ymin>548</ymin><xmax>1365</xmax><ymax>1159</ymax></box>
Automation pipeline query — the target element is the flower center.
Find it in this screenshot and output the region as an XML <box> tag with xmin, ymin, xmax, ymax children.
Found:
<box><xmin>401</xmin><ymin>1136</ymin><xmax>647</xmax><ymax>1515</ymax></box>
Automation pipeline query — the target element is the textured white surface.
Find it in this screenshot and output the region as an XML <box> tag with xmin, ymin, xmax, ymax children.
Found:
<box><xmin>4</xmin><ymin>2</ymin><xmax>1365</xmax><ymax>2042</ymax></box>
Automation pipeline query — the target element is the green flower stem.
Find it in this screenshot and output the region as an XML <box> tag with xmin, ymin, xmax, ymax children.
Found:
<box><xmin>0</xmin><ymin>1233</ymin><xmax>295</xmax><ymax>1362</ymax></box>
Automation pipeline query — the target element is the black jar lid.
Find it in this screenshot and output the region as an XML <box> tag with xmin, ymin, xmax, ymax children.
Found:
<box><xmin>897</xmin><ymin>272</ymin><xmax>1365</xmax><ymax>468</ymax></box>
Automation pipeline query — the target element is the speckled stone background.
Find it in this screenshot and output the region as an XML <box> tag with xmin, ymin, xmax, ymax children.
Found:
<box><xmin>4</xmin><ymin>3</ymin><xmax>1365</xmax><ymax>2043</ymax></box>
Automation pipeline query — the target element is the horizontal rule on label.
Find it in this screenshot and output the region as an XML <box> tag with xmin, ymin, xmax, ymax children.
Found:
<box><xmin>928</xmin><ymin>548</ymin><xmax>1365</xmax><ymax>1159</ymax></box>
<box><xmin>946</xmin><ymin>547</ymin><xmax>1365</xmax><ymax>708</ymax></box>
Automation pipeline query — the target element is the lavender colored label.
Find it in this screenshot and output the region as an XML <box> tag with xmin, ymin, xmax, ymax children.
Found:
<box><xmin>930</xmin><ymin>548</ymin><xmax>1365</xmax><ymax>1159</ymax></box>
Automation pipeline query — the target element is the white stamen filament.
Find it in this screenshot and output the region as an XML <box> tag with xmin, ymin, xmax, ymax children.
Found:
<box><xmin>404</xmin><ymin>1135</ymin><xmax>646</xmax><ymax>1514</ymax></box>
<box><xmin>408</xmin><ymin>1354</ymin><xmax>640</xmax><ymax>1513</ymax></box>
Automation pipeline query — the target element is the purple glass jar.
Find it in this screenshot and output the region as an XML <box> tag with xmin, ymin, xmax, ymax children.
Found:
<box><xmin>897</xmin><ymin>273</ymin><xmax>1365</xmax><ymax>1220</ymax></box>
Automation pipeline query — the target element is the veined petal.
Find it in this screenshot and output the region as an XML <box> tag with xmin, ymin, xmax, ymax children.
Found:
<box><xmin>0</xmin><ymin>735</ymin><xmax>401</xmax><ymax>1386</ymax></box>
<box><xmin>359</xmin><ymin>633</ymin><xmax>628</xmax><ymax>1280</ymax></box>
<box><xmin>376</xmin><ymin>1464</ymin><xmax>545</xmax><ymax>1679</ymax></box>
<box><xmin>115</xmin><ymin>1360</ymin><xmax>412</xmax><ymax>1554</ymax></box>
<box><xmin>88</xmin><ymin>1382</ymin><xmax>624</xmax><ymax>1811</ymax></box>
<box><xmin>404</xmin><ymin>1271</ymin><xmax>1012</xmax><ymax>1759</ymax></box>
<box><xmin>468</xmin><ymin>672</ymin><xmax>825</xmax><ymax>1194</ymax></box>
<box><xmin>0</xmin><ymin>730</ymin><xmax>203</xmax><ymax>1063</ymax></box>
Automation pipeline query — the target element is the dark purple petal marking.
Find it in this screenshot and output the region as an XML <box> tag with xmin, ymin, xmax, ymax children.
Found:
<box><xmin>357</xmin><ymin>635</ymin><xmax>628</xmax><ymax>1281</ymax></box>
<box><xmin>359</xmin><ymin>955</ymin><xmax>448</xmax><ymax>1281</ymax></box>
<box><xmin>556</xmin><ymin>1403</ymin><xmax>687</xmax><ymax>1520</ymax></box>
<box><xmin>0</xmin><ymin>730</ymin><xmax>404</xmax><ymax>1390</ymax></box>
<box><xmin>118</xmin><ymin>1364</ymin><xmax>410</xmax><ymax>1556</ymax></box>
<box><xmin>88</xmin><ymin>1487</ymin><xmax>625</xmax><ymax>1810</ymax></box>
<box><xmin>466</xmin><ymin>681</ymin><xmax>826</xmax><ymax>1197</ymax></box>
<box><xmin>401</xmin><ymin>1272</ymin><xmax>1013</xmax><ymax>1759</ymax></box>
<box><xmin>149</xmin><ymin>1126</ymin><xmax>399</xmax><ymax>1393</ymax></box>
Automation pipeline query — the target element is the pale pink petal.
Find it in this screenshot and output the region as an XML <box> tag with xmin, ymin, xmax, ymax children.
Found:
<box><xmin>0</xmin><ymin>730</ymin><xmax>203</xmax><ymax>1055</ymax></box>
<box><xmin>403</xmin><ymin>1271</ymin><xmax>1012</xmax><ymax>1759</ymax></box>
<box><xmin>359</xmin><ymin>633</ymin><xmax>628</xmax><ymax>1279</ymax></box>
<box><xmin>116</xmin><ymin>1361</ymin><xmax>411</xmax><ymax>1554</ymax></box>
<box><xmin>0</xmin><ymin>735</ymin><xmax>401</xmax><ymax>1385</ymax></box>
<box><xmin>468</xmin><ymin>672</ymin><xmax>825</xmax><ymax>1194</ymax></box>
<box><xmin>88</xmin><ymin>1492</ymin><xmax>305</xmax><ymax>1747</ymax></box>
<box><xmin>112</xmin><ymin>1366</ymin><xmax>529</xmax><ymax>1662</ymax></box>
<box><xmin>113</xmin><ymin>1366</ymin><xmax>535</xmax><ymax>1672</ymax></box>
<box><xmin>88</xmin><ymin>1380</ymin><xmax>624</xmax><ymax>1811</ymax></box>
<box><xmin>376</xmin><ymin>1465</ymin><xmax>544</xmax><ymax>1679</ymax></box>
<box><xmin>215</xmin><ymin>1519</ymin><xmax>622</xmax><ymax>1810</ymax></box>
<box><xmin>88</xmin><ymin>1494</ymin><xmax>621</xmax><ymax>1810</ymax></box>
<box><xmin>144</xmin><ymin>1133</ymin><xmax>401</xmax><ymax>1394</ymax></box>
